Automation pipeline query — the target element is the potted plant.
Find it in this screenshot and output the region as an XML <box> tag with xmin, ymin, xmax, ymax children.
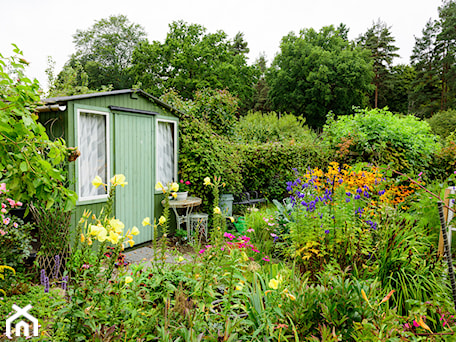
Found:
<box><xmin>176</xmin><ymin>179</ymin><xmax>191</xmax><ymax>201</ymax></box>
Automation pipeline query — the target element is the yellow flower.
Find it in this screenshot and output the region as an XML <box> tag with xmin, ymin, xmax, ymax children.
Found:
<box><xmin>176</xmin><ymin>256</ymin><xmax>185</xmax><ymax>263</ymax></box>
<box><xmin>131</xmin><ymin>226</ymin><xmax>140</xmax><ymax>236</ymax></box>
<box><xmin>203</xmin><ymin>177</ymin><xmax>211</xmax><ymax>186</ymax></box>
<box><xmin>110</xmin><ymin>174</ymin><xmax>128</xmax><ymax>187</ymax></box>
<box><xmin>241</xmin><ymin>251</ymin><xmax>249</xmax><ymax>262</ymax></box>
<box><xmin>92</xmin><ymin>176</ymin><xmax>104</xmax><ymax>188</ymax></box>
<box><xmin>109</xmin><ymin>218</ymin><xmax>125</xmax><ymax>234</ymax></box>
<box><xmin>142</xmin><ymin>217</ymin><xmax>151</xmax><ymax>226</ymax></box>
<box><xmin>158</xmin><ymin>216</ymin><xmax>166</xmax><ymax>225</ymax></box>
<box><xmin>229</xmin><ymin>217</ymin><xmax>234</xmax><ymax>223</ymax></box>
<box><xmin>89</xmin><ymin>224</ymin><xmax>103</xmax><ymax>236</ymax></box>
<box><xmin>107</xmin><ymin>231</ymin><xmax>120</xmax><ymax>245</ymax></box>
<box><xmin>213</xmin><ymin>207</ymin><xmax>221</xmax><ymax>215</ymax></box>
<box><xmin>96</xmin><ymin>227</ymin><xmax>108</xmax><ymax>242</ymax></box>
<box><xmin>80</xmin><ymin>233</ymin><xmax>85</xmax><ymax>243</ymax></box>
<box><xmin>235</xmin><ymin>283</ymin><xmax>244</xmax><ymax>291</ymax></box>
<box><xmin>171</xmin><ymin>182</ymin><xmax>179</xmax><ymax>192</ymax></box>
<box><xmin>127</xmin><ymin>239</ymin><xmax>135</xmax><ymax>247</ymax></box>
<box><xmin>87</xmin><ymin>236</ymin><xmax>93</xmax><ymax>246</ymax></box>
<box><xmin>171</xmin><ymin>192</ymin><xmax>177</xmax><ymax>199</ymax></box>
<box><xmin>125</xmin><ymin>276</ymin><xmax>133</xmax><ymax>284</ymax></box>
<box><xmin>268</xmin><ymin>278</ymin><xmax>279</xmax><ymax>290</ymax></box>
<box><xmin>155</xmin><ymin>181</ymin><xmax>164</xmax><ymax>191</ymax></box>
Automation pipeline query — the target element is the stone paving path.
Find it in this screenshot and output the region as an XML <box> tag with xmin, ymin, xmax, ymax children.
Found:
<box><xmin>123</xmin><ymin>245</ymin><xmax>193</xmax><ymax>268</ymax></box>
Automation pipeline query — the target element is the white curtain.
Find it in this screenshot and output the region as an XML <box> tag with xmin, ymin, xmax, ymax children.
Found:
<box><xmin>79</xmin><ymin>113</ymin><xmax>107</xmax><ymax>198</ymax></box>
<box><xmin>157</xmin><ymin>121</ymin><xmax>175</xmax><ymax>185</ymax></box>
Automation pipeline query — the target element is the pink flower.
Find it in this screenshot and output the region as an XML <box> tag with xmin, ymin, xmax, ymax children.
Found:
<box><xmin>185</xmin><ymin>181</ymin><xmax>190</xmax><ymax>185</ymax></box>
<box><xmin>180</xmin><ymin>179</ymin><xmax>184</xmax><ymax>183</ymax></box>
<box><xmin>263</xmin><ymin>217</ymin><xmax>269</xmax><ymax>222</ymax></box>
<box><xmin>13</xmin><ymin>222</ymin><xmax>18</xmax><ymax>228</ymax></box>
<box><xmin>199</xmin><ymin>249</ymin><xmax>206</xmax><ymax>254</ymax></box>
<box><xmin>1</xmin><ymin>209</ymin><xmax>6</xmax><ymax>214</ymax></box>
<box><xmin>3</xmin><ymin>217</ymin><xmax>10</xmax><ymax>225</ymax></box>
<box><xmin>262</xmin><ymin>256</ymin><xmax>270</xmax><ymax>262</ymax></box>
<box><xmin>0</xmin><ymin>229</ymin><xmax>6</xmax><ymax>236</ymax></box>
<box><xmin>413</xmin><ymin>320</ymin><xmax>419</xmax><ymax>328</ymax></box>
<box><xmin>16</xmin><ymin>201</ymin><xmax>22</xmax><ymax>207</ymax></box>
<box><xmin>0</xmin><ymin>183</ymin><xmax>6</xmax><ymax>192</ymax></box>
<box><xmin>247</xmin><ymin>228</ymin><xmax>254</xmax><ymax>233</ymax></box>
<box><xmin>82</xmin><ymin>264</ymin><xmax>91</xmax><ymax>269</ymax></box>
<box><xmin>1</xmin><ymin>203</ymin><xmax>6</xmax><ymax>209</ymax></box>
<box><xmin>221</xmin><ymin>247</ymin><xmax>225</xmax><ymax>251</ymax></box>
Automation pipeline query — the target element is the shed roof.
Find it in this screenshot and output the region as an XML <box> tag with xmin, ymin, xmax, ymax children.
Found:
<box><xmin>43</xmin><ymin>89</ymin><xmax>183</xmax><ymax>117</ymax></box>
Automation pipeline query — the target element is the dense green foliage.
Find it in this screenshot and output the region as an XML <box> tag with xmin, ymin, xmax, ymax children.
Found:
<box><xmin>132</xmin><ymin>20</ymin><xmax>259</xmax><ymax>111</ymax></box>
<box><xmin>324</xmin><ymin>107</ymin><xmax>440</xmax><ymax>173</ymax></box>
<box><xmin>0</xmin><ymin>46</ymin><xmax>76</xmax><ymax>209</ymax></box>
<box><xmin>60</xmin><ymin>15</ymin><xmax>146</xmax><ymax>91</ymax></box>
<box><xmin>267</xmin><ymin>25</ymin><xmax>374</xmax><ymax>127</ymax></box>
<box><xmin>410</xmin><ymin>0</ymin><xmax>456</xmax><ymax>117</ymax></box>
<box><xmin>428</xmin><ymin>109</ymin><xmax>456</xmax><ymax>138</ymax></box>
<box><xmin>232</xmin><ymin>111</ymin><xmax>314</xmax><ymax>144</ymax></box>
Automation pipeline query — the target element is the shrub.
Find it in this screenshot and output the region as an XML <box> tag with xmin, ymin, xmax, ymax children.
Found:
<box><xmin>428</xmin><ymin>109</ymin><xmax>456</xmax><ymax>138</ymax></box>
<box><xmin>324</xmin><ymin>107</ymin><xmax>440</xmax><ymax>173</ymax></box>
<box><xmin>232</xmin><ymin>111</ymin><xmax>314</xmax><ymax>144</ymax></box>
<box><xmin>239</xmin><ymin>140</ymin><xmax>328</xmax><ymax>201</ymax></box>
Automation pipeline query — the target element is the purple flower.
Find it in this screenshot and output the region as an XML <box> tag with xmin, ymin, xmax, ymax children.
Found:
<box><xmin>346</xmin><ymin>197</ymin><xmax>351</xmax><ymax>203</ymax></box>
<box><xmin>44</xmin><ymin>276</ymin><xmax>49</xmax><ymax>293</ymax></box>
<box><xmin>354</xmin><ymin>194</ymin><xmax>361</xmax><ymax>200</ymax></box>
<box><xmin>40</xmin><ymin>269</ymin><xmax>46</xmax><ymax>286</ymax></box>
<box><xmin>324</xmin><ymin>229</ymin><xmax>330</xmax><ymax>234</ymax></box>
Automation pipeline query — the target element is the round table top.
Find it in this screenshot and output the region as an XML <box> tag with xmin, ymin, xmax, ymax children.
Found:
<box><xmin>162</xmin><ymin>196</ymin><xmax>202</xmax><ymax>209</ymax></box>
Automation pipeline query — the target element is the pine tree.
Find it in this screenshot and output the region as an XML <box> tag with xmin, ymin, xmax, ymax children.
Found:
<box><xmin>357</xmin><ymin>19</ymin><xmax>399</xmax><ymax>108</ymax></box>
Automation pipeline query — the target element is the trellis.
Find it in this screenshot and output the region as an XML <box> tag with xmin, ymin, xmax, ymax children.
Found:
<box><xmin>30</xmin><ymin>204</ymin><xmax>72</xmax><ymax>280</ymax></box>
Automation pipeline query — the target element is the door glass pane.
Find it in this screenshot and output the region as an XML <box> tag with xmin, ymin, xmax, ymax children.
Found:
<box><xmin>156</xmin><ymin>121</ymin><xmax>175</xmax><ymax>185</ymax></box>
<box><xmin>79</xmin><ymin>112</ymin><xmax>108</xmax><ymax>198</ymax></box>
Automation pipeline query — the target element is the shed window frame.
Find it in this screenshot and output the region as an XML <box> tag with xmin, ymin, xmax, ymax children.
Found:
<box><xmin>155</xmin><ymin>118</ymin><xmax>178</xmax><ymax>192</ymax></box>
<box><xmin>76</xmin><ymin>108</ymin><xmax>111</xmax><ymax>203</ymax></box>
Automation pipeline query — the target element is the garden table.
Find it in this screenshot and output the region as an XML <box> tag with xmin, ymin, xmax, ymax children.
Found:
<box><xmin>162</xmin><ymin>197</ymin><xmax>202</xmax><ymax>240</ymax></box>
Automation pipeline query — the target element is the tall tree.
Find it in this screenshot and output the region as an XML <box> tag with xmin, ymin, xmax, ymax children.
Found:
<box><xmin>56</xmin><ymin>15</ymin><xmax>146</xmax><ymax>92</ymax></box>
<box><xmin>131</xmin><ymin>20</ymin><xmax>259</xmax><ymax>112</ymax></box>
<box><xmin>266</xmin><ymin>25</ymin><xmax>374</xmax><ymax>127</ymax></box>
<box><xmin>357</xmin><ymin>19</ymin><xmax>399</xmax><ymax>108</ymax></box>
<box><xmin>410</xmin><ymin>0</ymin><xmax>456</xmax><ymax>117</ymax></box>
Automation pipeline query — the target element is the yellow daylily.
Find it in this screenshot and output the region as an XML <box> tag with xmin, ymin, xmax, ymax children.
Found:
<box><xmin>111</xmin><ymin>174</ymin><xmax>128</xmax><ymax>187</ymax></box>
<box><xmin>155</xmin><ymin>182</ymin><xmax>164</xmax><ymax>191</ymax></box>
<box><xmin>107</xmin><ymin>231</ymin><xmax>120</xmax><ymax>245</ymax></box>
<box><xmin>142</xmin><ymin>217</ymin><xmax>151</xmax><ymax>226</ymax></box>
<box><xmin>127</xmin><ymin>239</ymin><xmax>135</xmax><ymax>247</ymax></box>
<box><xmin>158</xmin><ymin>216</ymin><xmax>166</xmax><ymax>225</ymax></box>
<box><xmin>171</xmin><ymin>182</ymin><xmax>179</xmax><ymax>192</ymax></box>
<box><xmin>109</xmin><ymin>218</ymin><xmax>125</xmax><ymax>234</ymax></box>
<box><xmin>92</xmin><ymin>176</ymin><xmax>104</xmax><ymax>188</ymax></box>
<box><xmin>229</xmin><ymin>217</ymin><xmax>235</xmax><ymax>223</ymax></box>
<box><xmin>125</xmin><ymin>276</ymin><xmax>133</xmax><ymax>284</ymax></box>
<box><xmin>268</xmin><ymin>278</ymin><xmax>279</xmax><ymax>290</ymax></box>
<box><xmin>203</xmin><ymin>177</ymin><xmax>211</xmax><ymax>186</ymax></box>
<box><xmin>96</xmin><ymin>227</ymin><xmax>108</xmax><ymax>242</ymax></box>
<box><xmin>89</xmin><ymin>224</ymin><xmax>104</xmax><ymax>236</ymax></box>
<box><xmin>87</xmin><ymin>236</ymin><xmax>93</xmax><ymax>246</ymax></box>
<box><xmin>171</xmin><ymin>192</ymin><xmax>177</xmax><ymax>199</ymax></box>
<box><xmin>131</xmin><ymin>226</ymin><xmax>140</xmax><ymax>236</ymax></box>
<box><xmin>80</xmin><ymin>233</ymin><xmax>85</xmax><ymax>243</ymax></box>
<box><xmin>213</xmin><ymin>207</ymin><xmax>221</xmax><ymax>215</ymax></box>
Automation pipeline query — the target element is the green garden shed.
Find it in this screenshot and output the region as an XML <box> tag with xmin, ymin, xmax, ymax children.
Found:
<box><xmin>37</xmin><ymin>89</ymin><xmax>180</xmax><ymax>245</ymax></box>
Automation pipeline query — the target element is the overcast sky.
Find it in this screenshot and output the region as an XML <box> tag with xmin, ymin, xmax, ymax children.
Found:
<box><xmin>1</xmin><ymin>0</ymin><xmax>441</xmax><ymax>90</ymax></box>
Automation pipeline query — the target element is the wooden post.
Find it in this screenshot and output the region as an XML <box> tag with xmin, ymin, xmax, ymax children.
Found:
<box><xmin>438</xmin><ymin>201</ymin><xmax>456</xmax><ymax>310</ymax></box>
<box><xmin>438</xmin><ymin>188</ymin><xmax>452</xmax><ymax>257</ymax></box>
